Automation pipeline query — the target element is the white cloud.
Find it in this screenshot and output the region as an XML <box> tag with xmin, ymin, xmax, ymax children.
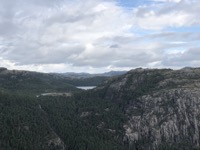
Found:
<box><xmin>0</xmin><ymin>0</ymin><xmax>200</xmax><ymax>72</ymax></box>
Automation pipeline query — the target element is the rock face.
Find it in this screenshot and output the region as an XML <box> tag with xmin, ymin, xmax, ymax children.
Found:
<box><xmin>97</xmin><ymin>68</ymin><xmax>200</xmax><ymax>149</ymax></box>
<box><xmin>47</xmin><ymin>134</ymin><xmax>65</xmax><ymax>150</ymax></box>
<box><xmin>124</xmin><ymin>89</ymin><xmax>200</xmax><ymax>149</ymax></box>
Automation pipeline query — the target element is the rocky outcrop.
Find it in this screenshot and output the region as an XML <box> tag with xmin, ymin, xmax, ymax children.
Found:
<box><xmin>47</xmin><ymin>134</ymin><xmax>65</xmax><ymax>150</ymax></box>
<box><xmin>96</xmin><ymin>68</ymin><xmax>200</xmax><ymax>149</ymax></box>
<box><xmin>124</xmin><ymin>89</ymin><xmax>200</xmax><ymax>149</ymax></box>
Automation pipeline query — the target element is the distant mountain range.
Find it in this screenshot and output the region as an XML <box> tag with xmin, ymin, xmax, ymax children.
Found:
<box><xmin>0</xmin><ymin>67</ymin><xmax>127</xmax><ymax>90</ymax></box>
<box><xmin>52</xmin><ymin>71</ymin><xmax>127</xmax><ymax>78</ymax></box>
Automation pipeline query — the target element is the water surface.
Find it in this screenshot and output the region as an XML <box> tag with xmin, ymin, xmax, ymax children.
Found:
<box><xmin>76</xmin><ymin>86</ymin><xmax>96</xmax><ymax>90</ymax></box>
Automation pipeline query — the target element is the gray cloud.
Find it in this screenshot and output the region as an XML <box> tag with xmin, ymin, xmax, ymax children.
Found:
<box><xmin>0</xmin><ymin>0</ymin><xmax>200</xmax><ymax>72</ymax></box>
<box><xmin>162</xmin><ymin>47</ymin><xmax>200</xmax><ymax>67</ymax></box>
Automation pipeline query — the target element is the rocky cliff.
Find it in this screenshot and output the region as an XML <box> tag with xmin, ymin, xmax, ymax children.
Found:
<box><xmin>96</xmin><ymin>67</ymin><xmax>200</xmax><ymax>149</ymax></box>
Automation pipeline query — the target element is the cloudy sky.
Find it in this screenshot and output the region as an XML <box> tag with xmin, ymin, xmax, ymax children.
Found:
<box><xmin>0</xmin><ymin>0</ymin><xmax>199</xmax><ymax>73</ymax></box>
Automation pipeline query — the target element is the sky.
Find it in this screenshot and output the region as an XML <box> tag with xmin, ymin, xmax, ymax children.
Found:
<box><xmin>0</xmin><ymin>0</ymin><xmax>200</xmax><ymax>73</ymax></box>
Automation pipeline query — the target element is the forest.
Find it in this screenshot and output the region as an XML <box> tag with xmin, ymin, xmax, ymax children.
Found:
<box><xmin>1</xmin><ymin>68</ymin><xmax>200</xmax><ymax>150</ymax></box>
<box><xmin>0</xmin><ymin>90</ymin><xmax>128</xmax><ymax>150</ymax></box>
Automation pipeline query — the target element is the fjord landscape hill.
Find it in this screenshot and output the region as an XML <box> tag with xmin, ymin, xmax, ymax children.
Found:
<box><xmin>94</xmin><ymin>67</ymin><xmax>200</xmax><ymax>149</ymax></box>
<box><xmin>1</xmin><ymin>67</ymin><xmax>200</xmax><ymax>149</ymax></box>
<box><xmin>0</xmin><ymin>67</ymin><xmax>78</xmax><ymax>94</ymax></box>
<box><xmin>0</xmin><ymin>67</ymin><xmax>126</xmax><ymax>92</ymax></box>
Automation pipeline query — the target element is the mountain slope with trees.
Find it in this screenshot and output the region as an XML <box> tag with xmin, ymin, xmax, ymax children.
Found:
<box><xmin>1</xmin><ymin>67</ymin><xmax>200</xmax><ymax>149</ymax></box>
<box><xmin>0</xmin><ymin>67</ymin><xmax>78</xmax><ymax>94</ymax></box>
<box><xmin>94</xmin><ymin>67</ymin><xmax>200</xmax><ymax>149</ymax></box>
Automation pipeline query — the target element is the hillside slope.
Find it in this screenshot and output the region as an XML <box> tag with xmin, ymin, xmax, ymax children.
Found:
<box><xmin>95</xmin><ymin>67</ymin><xmax>200</xmax><ymax>149</ymax></box>
<box><xmin>2</xmin><ymin>67</ymin><xmax>200</xmax><ymax>149</ymax></box>
<box><xmin>0</xmin><ymin>91</ymin><xmax>126</xmax><ymax>150</ymax></box>
<box><xmin>0</xmin><ymin>92</ymin><xmax>66</xmax><ymax>150</ymax></box>
<box><xmin>0</xmin><ymin>67</ymin><xmax>78</xmax><ymax>93</ymax></box>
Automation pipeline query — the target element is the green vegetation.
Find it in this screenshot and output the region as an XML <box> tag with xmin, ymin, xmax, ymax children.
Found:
<box><xmin>0</xmin><ymin>72</ymin><xmax>78</xmax><ymax>94</ymax></box>
<box><xmin>0</xmin><ymin>69</ymin><xmax>128</xmax><ymax>149</ymax></box>
<box><xmin>39</xmin><ymin>92</ymin><xmax>127</xmax><ymax>150</ymax></box>
<box><xmin>1</xmin><ymin>68</ymin><xmax>200</xmax><ymax>150</ymax></box>
<box><xmin>0</xmin><ymin>92</ymin><xmax>52</xmax><ymax>150</ymax></box>
<box><xmin>0</xmin><ymin>90</ymin><xmax>127</xmax><ymax>150</ymax></box>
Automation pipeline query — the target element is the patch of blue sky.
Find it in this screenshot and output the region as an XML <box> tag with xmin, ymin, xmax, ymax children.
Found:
<box><xmin>164</xmin><ymin>47</ymin><xmax>187</xmax><ymax>54</ymax></box>
<box><xmin>116</xmin><ymin>0</ymin><xmax>153</xmax><ymax>8</ymax></box>
<box><xmin>167</xmin><ymin>26</ymin><xmax>200</xmax><ymax>33</ymax></box>
<box><xmin>129</xmin><ymin>28</ymin><xmax>160</xmax><ymax>43</ymax></box>
<box><xmin>164</xmin><ymin>40</ymin><xmax>200</xmax><ymax>55</ymax></box>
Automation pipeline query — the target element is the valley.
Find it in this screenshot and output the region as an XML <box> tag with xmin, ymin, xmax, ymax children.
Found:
<box><xmin>1</xmin><ymin>0</ymin><xmax>198</xmax><ymax>149</ymax></box>
<box><xmin>1</xmin><ymin>67</ymin><xmax>200</xmax><ymax>149</ymax></box>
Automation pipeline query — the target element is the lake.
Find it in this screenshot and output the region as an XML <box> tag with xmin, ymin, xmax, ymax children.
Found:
<box><xmin>76</xmin><ymin>86</ymin><xmax>96</xmax><ymax>90</ymax></box>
